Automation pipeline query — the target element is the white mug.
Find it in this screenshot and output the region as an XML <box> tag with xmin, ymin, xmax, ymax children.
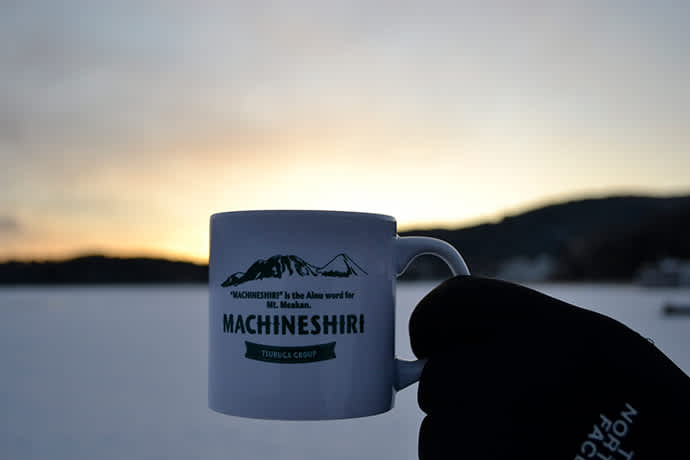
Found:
<box><xmin>208</xmin><ymin>210</ymin><xmax>469</xmax><ymax>420</ymax></box>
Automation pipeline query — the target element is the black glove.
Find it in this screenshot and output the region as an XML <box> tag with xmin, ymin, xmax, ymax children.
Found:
<box><xmin>410</xmin><ymin>276</ymin><xmax>690</xmax><ymax>459</ymax></box>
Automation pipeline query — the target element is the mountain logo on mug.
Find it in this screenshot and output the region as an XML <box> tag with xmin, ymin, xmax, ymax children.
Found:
<box><xmin>221</xmin><ymin>253</ymin><xmax>367</xmax><ymax>287</ymax></box>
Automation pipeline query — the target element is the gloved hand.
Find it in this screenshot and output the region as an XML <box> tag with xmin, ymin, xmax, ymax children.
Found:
<box><xmin>410</xmin><ymin>276</ymin><xmax>690</xmax><ymax>459</ymax></box>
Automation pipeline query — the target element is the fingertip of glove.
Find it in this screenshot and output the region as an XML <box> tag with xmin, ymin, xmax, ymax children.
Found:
<box><xmin>409</xmin><ymin>276</ymin><xmax>500</xmax><ymax>358</ymax></box>
<box><xmin>409</xmin><ymin>275</ymin><xmax>547</xmax><ymax>358</ymax></box>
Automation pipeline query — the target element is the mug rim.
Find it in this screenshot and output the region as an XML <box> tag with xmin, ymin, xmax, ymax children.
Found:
<box><xmin>210</xmin><ymin>209</ymin><xmax>396</xmax><ymax>222</ymax></box>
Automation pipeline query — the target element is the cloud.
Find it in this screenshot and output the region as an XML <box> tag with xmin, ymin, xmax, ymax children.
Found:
<box><xmin>0</xmin><ymin>216</ymin><xmax>20</xmax><ymax>234</ymax></box>
<box><xmin>2</xmin><ymin>1</ymin><xmax>688</xmax><ymax>163</ymax></box>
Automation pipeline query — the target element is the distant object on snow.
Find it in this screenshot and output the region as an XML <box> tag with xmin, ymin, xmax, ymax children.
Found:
<box><xmin>662</xmin><ymin>303</ymin><xmax>690</xmax><ymax>316</ymax></box>
<box><xmin>636</xmin><ymin>258</ymin><xmax>690</xmax><ymax>287</ymax></box>
<box><xmin>495</xmin><ymin>254</ymin><xmax>556</xmax><ymax>282</ymax></box>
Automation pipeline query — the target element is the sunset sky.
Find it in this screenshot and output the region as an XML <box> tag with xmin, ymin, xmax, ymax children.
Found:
<box><xmin>1</xmin><ymin>1</ymin><xmax>689</xmax><ymax>263</ymax></box>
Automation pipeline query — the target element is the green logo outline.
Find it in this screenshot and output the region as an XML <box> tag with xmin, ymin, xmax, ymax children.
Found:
<box><xmin>245</xmin><ymin>341</ymin><xmax>336</xmax><ymax>364</ymax></box>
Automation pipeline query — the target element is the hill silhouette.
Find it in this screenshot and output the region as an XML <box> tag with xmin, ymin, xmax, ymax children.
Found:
<box><xmin>399</xmin><ymin>194</ymin><xmax>690</xmax><ymax>281</ymax></box>
<box><xmin>1</xmin><ymin>195</ymin><xmax>689</xmax><ymax>284</ymax></box>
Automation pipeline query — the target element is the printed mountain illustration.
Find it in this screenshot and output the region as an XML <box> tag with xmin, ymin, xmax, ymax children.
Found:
<box><xmin>221</xmin><ymin>253</ymin><xmax>367</xmax><ymax>287</ymax></box>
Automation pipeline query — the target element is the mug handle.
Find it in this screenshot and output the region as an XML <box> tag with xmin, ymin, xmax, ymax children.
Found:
<box><xmin>393</xmin><ymin>236</ymin><xmax>470</xmax><ymax>391</ymax></box>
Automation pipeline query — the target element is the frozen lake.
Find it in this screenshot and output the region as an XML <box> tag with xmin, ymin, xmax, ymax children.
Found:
<box><xmin>1</xmin><ymin>282</ymin><xmax>689</xmax><ymax>460</ymax></box>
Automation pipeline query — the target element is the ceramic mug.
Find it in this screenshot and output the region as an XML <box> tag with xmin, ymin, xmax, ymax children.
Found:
<box><xmin>208</xmin><ymin>210</ymin><xmax>469</xmax><ymax>420</ymax></box>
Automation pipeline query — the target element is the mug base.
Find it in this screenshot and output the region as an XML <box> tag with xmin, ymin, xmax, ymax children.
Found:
<box><xmin>208</xmin><ymin>403</ymin><xmax>394</xmax><ymax>421</ymax></box>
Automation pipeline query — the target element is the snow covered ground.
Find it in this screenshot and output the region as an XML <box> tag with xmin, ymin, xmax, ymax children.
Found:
<box><xmin>1</xmin><ymin>282</ymin><xmax>688</xmax><ymax>460</ymax></box>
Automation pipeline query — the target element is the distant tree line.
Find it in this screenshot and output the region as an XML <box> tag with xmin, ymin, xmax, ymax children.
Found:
<box><xmin>0</xmin><ymin>256</ymin><xmax>207</xmax><ymax>284</ymax></box>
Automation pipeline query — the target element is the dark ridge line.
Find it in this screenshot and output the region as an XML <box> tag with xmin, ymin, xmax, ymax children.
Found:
<box><xmin>316</xmin><ymin>253</ymin><xmax>368</xmax><ymax>275</ymax></box>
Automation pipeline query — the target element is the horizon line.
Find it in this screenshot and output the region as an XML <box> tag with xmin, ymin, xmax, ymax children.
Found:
<box><xmin>3</xmin><ymin>190</ymin><xmax>689</xmax><ymax>264</ymax></box>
